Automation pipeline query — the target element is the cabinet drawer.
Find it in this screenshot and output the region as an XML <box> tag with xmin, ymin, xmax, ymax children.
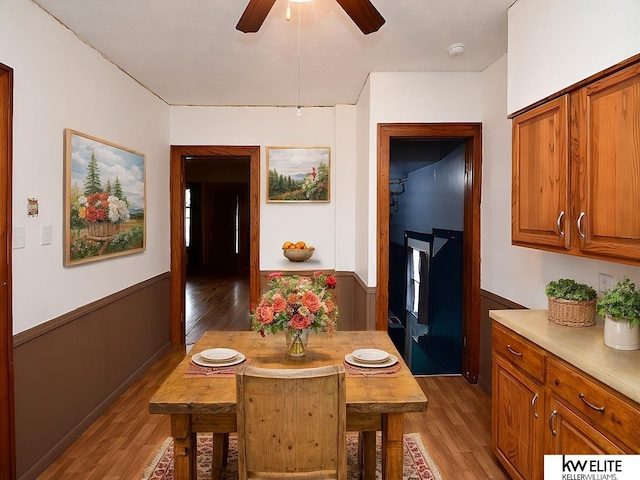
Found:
<box><xmin>493</xmin><ymin>323</ymin><xmax>545</xmax><ymax>383</ymax></box>
<box><xmin>547</xmin><ymin>357</ymin><xmax>640</xmax><ymax>451</ymax></box>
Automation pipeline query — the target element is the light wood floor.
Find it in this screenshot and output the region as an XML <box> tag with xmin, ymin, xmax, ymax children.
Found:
<box><xmin>37</xmin><ymin>273</ymin><xmax>508</xmax><ymax>480</ymax></box>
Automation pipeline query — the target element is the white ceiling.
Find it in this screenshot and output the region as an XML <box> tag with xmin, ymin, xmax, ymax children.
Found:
<box><xmin>33</xmin><ymin>0</ymin><xmax>514</xmax><ymax>107</ymax></box>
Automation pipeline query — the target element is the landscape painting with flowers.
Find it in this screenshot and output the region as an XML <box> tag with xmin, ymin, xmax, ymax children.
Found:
<box><xmin>64</xmin><ymin>129</ymin><xmax>145</xmax><ymax>266</ymax></box>
<box><xmin>267</xmin><ymin>147</ymin><xmax>330</xmax><ymax>202</ymax></box>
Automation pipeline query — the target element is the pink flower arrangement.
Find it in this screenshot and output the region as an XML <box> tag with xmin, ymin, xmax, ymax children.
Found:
<box><xmin>252</xmin><ymin>271</ymin><xmax>339</xmax><ymax>336</ymax></box>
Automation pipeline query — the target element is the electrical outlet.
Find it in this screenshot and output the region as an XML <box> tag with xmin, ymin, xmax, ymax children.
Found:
<box><xmin>599</xmin><ymin>273</ymin><xmax>614</xmax><ymax>293</ymax></box>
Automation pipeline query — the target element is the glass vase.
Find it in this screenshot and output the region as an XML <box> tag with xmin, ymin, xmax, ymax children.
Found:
<box><xmin>285</xmin><ymin>327</ymin><xmax>310</xmax><ymax>357</ymax></box>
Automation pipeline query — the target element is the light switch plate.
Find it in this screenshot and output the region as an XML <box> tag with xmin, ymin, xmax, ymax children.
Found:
<box><xmin>41</xmin><ymin>224</ymin><xmax>52</xmax><ymax>245</ymax></box>
<box><xmin>13</xmin><ymin>226</ymin><xmax>25</xmax><ymax>249</ymax></box>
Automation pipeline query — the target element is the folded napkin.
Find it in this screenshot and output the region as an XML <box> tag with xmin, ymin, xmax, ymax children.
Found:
<box><xmin>342</xmin><ymin>360</ymin><xmax>401</xmax><ymax>377</ymax></box>
<box><xmin>183</xmin><ymin>359</ymin><xmax>247</xmax><ymax>378</ymax></box>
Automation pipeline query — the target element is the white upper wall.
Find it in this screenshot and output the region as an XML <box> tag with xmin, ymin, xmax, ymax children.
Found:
<box><xmin>334</xmin><ymin>104</ymin><xmax>357</xmax><ymax>272</ymax></box>
<box><xmin>170</xmin><ymin>106</ymin><xmax>356</xmax><ymax>272</ymax></box>
<box><xmin>2</xmin><ymin>0</ymin><xmax>170</xmax><ymax>334</ymax></box>
<box><xmin>354</xmin><ymin>77</ymin><xmax>372</xmax><ymax>283</ymax></box>
<box><xmin>7</xmin><ymin>0</ymin><xmax>640</xmax><ymax>335</ymax></box>
<box><xmin>508</xmin><ymin>0</ymin><xmax>640</xmax><ymax>114</ymax></box>
<box><xmin>362</xmin><ymin>71</ymin><xmax>484</xmax><ymax>285</ymax></box>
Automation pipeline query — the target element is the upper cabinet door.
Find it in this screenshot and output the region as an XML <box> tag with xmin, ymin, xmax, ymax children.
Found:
<box><xmin>512</xmin><ymin>96</ymin><xmax>570</xmax><ymax>249</ymax></box>
<box><xmin>572</xmin><ymin>63</ymin><xmax>640</xmax><ymax>260</ymax></box>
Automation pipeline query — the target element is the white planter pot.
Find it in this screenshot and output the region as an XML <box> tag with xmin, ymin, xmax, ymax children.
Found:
<box><xmin>604</xmin><ymin>314</ymin><xmax>640</xmax><ymax>351</ymax></box>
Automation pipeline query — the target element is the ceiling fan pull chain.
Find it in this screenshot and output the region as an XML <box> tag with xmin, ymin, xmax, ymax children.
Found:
<box><xmin>297</xmin><ymin>1</ymin><xmax>302</xmax><ymax>116</ymax></box>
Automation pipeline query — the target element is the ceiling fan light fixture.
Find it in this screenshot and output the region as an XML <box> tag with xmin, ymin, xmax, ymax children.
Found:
<box><xmin>290</xmin><ymin>0</ymin><xmax>314</xmax><ymax>3</ymax></box>
<box><xmin>447</xmin><ymin>43</ymin><xmax>465</xmax><ymax>57</ymax></box>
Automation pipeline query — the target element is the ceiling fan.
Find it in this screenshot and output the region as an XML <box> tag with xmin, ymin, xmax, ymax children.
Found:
<box><xmin>237</xmin><ymin>0</ymin><xmax>385</xmax><ymax>35</ymax></box>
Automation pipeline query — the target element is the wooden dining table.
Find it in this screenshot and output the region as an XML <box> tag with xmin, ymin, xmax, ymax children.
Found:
<box><xmin>149</xmin><ymin>330</ymin><xmax>428</xmax><ymax>480</ymax></box>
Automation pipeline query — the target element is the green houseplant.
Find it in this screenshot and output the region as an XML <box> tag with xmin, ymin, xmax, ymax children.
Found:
<box><xmin>545</xmin><ymin>279</ymin><xmax>597</xmax><ymax>327</ymax></box>
<box><xmin>597</xmin><ymin>278</ymin><xmax>640</xmax><ymax>351</ymax></box>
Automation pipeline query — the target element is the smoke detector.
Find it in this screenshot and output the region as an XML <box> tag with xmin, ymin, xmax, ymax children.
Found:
<box><xmin>447</xmin><ymin>43</ymin><xmax>465</xmax><ymax>57</ymax></box>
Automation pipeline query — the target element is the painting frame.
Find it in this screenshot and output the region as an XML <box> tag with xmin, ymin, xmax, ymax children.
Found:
<box><xmin>64</xmin><ymin>129</ymin><xmax>146</xmax><ymax>266</ymax></box>
<box><xmin>266</xmin><ymin>146</ymin><xmax>331</xmax><ymax>202</ymax></box>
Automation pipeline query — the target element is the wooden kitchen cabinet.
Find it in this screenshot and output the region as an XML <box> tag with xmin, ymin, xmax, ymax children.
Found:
<box><xmin>492</xmin><ymin>323</ymin><xmax>546</xmax><ymax>480</ymax></box>
<box><xmin>571</xmin><ymin>62</ymin><xmax>640</xmax><ymax>261</ymax></box>
<box><xmin>512</xmin><ymin>96</ymin><xmax>570</xmax><ymax>249</ymax></box>
<box><xmin>546</xmin><ymin>396</ymin><xmax>625</xmax><ymax>455</ymax></box>
<box><xmin>546</xmin><ymin>356</ymin><xmax>640</xmax><ymax>453</ymax></box>
<box><xmin>512</xmin><ymin>59</ymin><xmax>640</xmax><ymax>265</ymax></box>
<box><xmin>493</xmin><ymin>355</ymin><xmax>545</xmax><ymax>480</ymax></box>
<box><xmin>492</xmin><ymin>321</ymin><xmax>640</xmax><ymax>478</ymax></box>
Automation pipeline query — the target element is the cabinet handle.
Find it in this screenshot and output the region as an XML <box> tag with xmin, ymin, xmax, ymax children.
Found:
<box><xmin>506</xmin><ymin>344</ymin><xmax>522</xmax><ymax>357</ymax></box>
<box><xmin>557</xmin><ymin>211</ymin><xmax>565</xmax><ymax>237</ymax></box>
<box><xmin>578</xmin><ymin>393</ymin><xmax>605</xmax><ymax>412</ymax></box>
<box><xmin>549</xmin><ymin>409</ymin><xmax>557</xmax><ymax>436</ymax></box>
<box><xmin>577</xmin><ymin>212</ymin><xmax>586</xmax><ymax>238</ymax></box>
<box><xmin>531</xmin><ymin>393</ymin><xmax>539</xmax><ymax>418</ymax></box>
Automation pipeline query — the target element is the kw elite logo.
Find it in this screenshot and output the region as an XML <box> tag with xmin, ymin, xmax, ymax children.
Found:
<box><xmin>560</xmin><ymin>455</ymin><xmax>622</xmax><ymax>480</ymax></box>
<box><xmin>544</xmin><ymin>455</ymin><xmax>640</xmax><ymax>480</ymax></box>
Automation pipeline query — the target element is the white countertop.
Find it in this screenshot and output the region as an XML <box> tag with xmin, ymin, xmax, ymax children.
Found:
<box><xmin>489</xmin><ymin>309</ymin><xmax>640</xmax><ymax>405</ymax></box>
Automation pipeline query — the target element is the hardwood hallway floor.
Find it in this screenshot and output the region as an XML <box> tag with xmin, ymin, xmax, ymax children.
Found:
<box><xmin>37</xmin><ymin>273</ymin><xmax>508</xmax><ymax>480</ymax></box>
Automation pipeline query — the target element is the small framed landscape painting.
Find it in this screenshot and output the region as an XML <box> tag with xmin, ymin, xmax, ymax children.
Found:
<box><xmin>64</xmin><ymin>129</ymin><xmax>146</xmax><ymax>266</ymax></box>
<box><xmin>266</xmin><ymin>146</ymin><xmax>330</xmax><ymax>202</ymax></box>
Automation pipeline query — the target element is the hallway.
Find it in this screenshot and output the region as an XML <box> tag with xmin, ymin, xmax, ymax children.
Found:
<box><xmin>185</xmin><ymin>272</ymin><xmax>251</xmax><ymax>346</ymax></box>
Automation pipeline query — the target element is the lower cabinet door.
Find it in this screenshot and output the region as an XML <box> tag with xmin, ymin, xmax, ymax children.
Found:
<box><xmin>546</xmin><ymin>396</ymin><xmax>626</xmax><ymax>455</ymax></box>
<box><xmin>492</xmin><ymin>355</ymin><xmax>545</xmax><ymax>480</ymax></box>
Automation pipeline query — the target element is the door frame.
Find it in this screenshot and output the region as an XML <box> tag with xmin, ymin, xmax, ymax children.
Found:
<box><xmin>376</xmin><ymin>123</ymin><xmax>482</xmax><ymax>383</ymax></box>
<box><xmin>170</xmin><ymin>146</ymin><xmax>260</xmax><ymax>346</ymax></box>
<box><xmin>0</xmin><ymin>62</ymin><xmax>15</xmax><ymax>479</ymax></box>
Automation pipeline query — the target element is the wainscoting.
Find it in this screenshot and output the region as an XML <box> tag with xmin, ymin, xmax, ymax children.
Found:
<box><xmin>478</xmin><ymin>289</ymin><xmax>524</xmax><ymax>394</ymax></box>
<box><xmin>12</xmin><ymin>273</ymin><xmax>171</xmax><ymax>480</ymax></box>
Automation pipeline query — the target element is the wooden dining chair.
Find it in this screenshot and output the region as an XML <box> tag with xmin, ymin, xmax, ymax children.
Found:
<box><xmin>235</xmin><ymin>364</ymin><xmax>347</xmax><ymax>480</ymax></box>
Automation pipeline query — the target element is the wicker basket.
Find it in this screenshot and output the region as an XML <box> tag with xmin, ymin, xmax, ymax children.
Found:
<box><xmin>547</xmin><ymin>297</ymin><xmax>596</xmax><ymax>327</ymax></box>
<box><xmin>282</xmin><ymin>247</ymin><xmax>314</xmax><ymax>262</ymax></box>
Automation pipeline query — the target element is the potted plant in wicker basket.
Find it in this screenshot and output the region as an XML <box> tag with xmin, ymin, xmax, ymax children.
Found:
<box><xmin>597</xmin><ymin>278</ymin><xmax>640</xmax><ymax>351</ymax></box>
<box><xmin>545</xmin><ymin>279</ymin><xmax>597</xmax><ymax>327</ymax></box>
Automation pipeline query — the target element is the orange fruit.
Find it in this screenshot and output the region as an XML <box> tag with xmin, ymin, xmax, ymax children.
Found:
<box><xmin>282</xmin><ymin>241</ymin><xmax>293</xmax><ymax>249</ymax></box>
<box><xmin>295</xmin><ymin>241</ymin><xmax>306</xmax><ymax>249</ymax></box>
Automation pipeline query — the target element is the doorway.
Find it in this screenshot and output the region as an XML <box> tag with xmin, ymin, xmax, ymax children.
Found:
<box><xmin>0</xmin><ymin>62</ymin><xmax>15</xmax><ymax>480</ymax></box>
<box><xmin>387</xmin><ymin>139</ymin><xmax>466</xmax><ymax>375</ymax></box>
<box><xmin>170</xmin><ymin>146</ymin><xmax>260</xmax><ymax>346</ymax></box>
<box><xmin>376</xmin><ymin>123</ymin><xmax>482</xmax><ymax>383</ymax></box>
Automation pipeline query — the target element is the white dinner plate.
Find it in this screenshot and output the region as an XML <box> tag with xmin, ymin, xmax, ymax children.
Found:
<box><xmin>344</xmin><ymin>353</ymin><xmax>398</xmax><ymax>369</ymax></box>
<box><xmin>192</xmin><ymin>352</ymin><xmax>246</xmax><ymax>368</ymax></box>
<box><xmin>351</xmin><ymin>348</ymin><xmax>390</xmax><ymax>363</ymax></box>
<box><xmin>199</xmin><ymin>348</ymin><xmax>238</xmax><ymax>362</ymax></box>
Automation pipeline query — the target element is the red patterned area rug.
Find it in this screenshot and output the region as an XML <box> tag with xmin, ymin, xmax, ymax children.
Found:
<box><xmin>142</xmin><ymin>433</ymin><xmax>443</xmax><ymax>480</ymax></box>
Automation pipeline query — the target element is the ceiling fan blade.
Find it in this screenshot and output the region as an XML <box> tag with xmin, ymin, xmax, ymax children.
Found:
<box><xmin>236</xmin><ymin>0</ymin><xmax>277</xmax><ymax>33</ymax></box>
<box><xmin>335</xmin><ymin>0</ymin><xmax>385</xmax><ymax>34</ymax></box>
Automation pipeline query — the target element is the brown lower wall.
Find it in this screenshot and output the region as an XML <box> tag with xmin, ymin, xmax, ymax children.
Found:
<box><xmin>353</xmin><ymin>274</ymin><xmax>376</xmax><ymax>330</ymax></box>
<box><xmin>12</xmin><ymin>273</ymin><xmax>171</xmax><ymax>480</ymax></box>
<box><xmin>479</xmin><ymin>289</ymin><xmax>525</xmax><ymax>395</ymax></box>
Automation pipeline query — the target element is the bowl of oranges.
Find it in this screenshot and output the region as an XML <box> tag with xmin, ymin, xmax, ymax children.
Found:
<box><xmin>282</xmin><ymin>241</ymin><xmax>315</xmax><ymax>262</ymax></box>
